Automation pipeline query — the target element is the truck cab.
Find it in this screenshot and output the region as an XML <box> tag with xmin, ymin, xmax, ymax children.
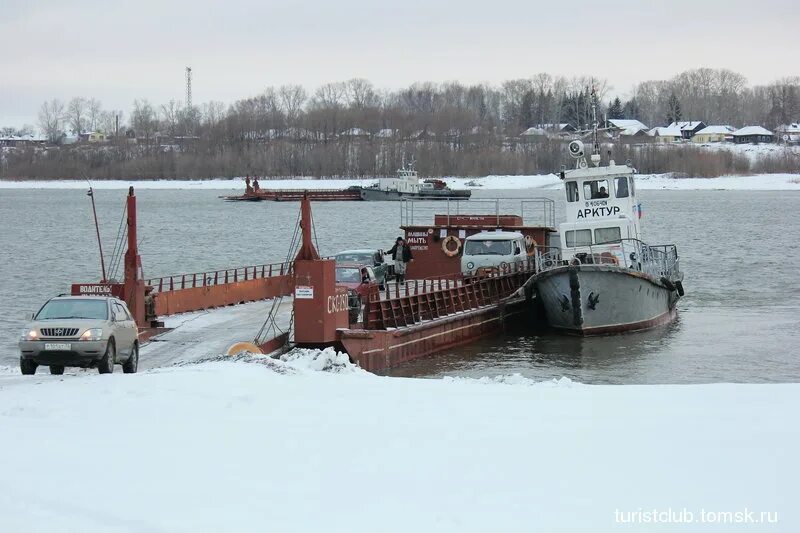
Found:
<box><xmin>460</xmin><ymin>231</ymin><xmax>527</xmax><ymax>275</ymax></box>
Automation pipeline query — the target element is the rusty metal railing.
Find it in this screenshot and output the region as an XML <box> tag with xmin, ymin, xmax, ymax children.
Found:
<box><xmin>363</xmin><ymin>258</ymin><xmax>538</xmax><ymax>329</ymax></box>
<box><xmin>145</xmin><ymin>261</ymin><xmax>294</xmax><ymax>293</ymax></box>
<box><xmin>400</xmin><ymin>198</ymin><xmax>556</xmax><ymax>228</ymax></box>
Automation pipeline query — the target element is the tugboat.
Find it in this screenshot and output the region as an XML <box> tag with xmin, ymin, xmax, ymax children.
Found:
<box><xmin>358</xmin><ymin>164</ymin><xmax>471</xmax><ymax>201</ymax></box>
<box><xmin>531</xmin><ymin>94</ymin><xmax>684</xmax><ymax>334</ymax></box>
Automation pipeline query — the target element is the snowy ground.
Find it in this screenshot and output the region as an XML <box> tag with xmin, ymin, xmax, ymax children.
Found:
<box><xmin>0</xmin><ymin>350</ymin><xmax>795</xmax><ymax>532</ymax></box>
<box><xmin>1</xmin><ymin>172</ymin><xmax>799</xmax><ymax>191</ymax></box>
<box><xmin>1</xmin><ymin>298</ymin><xmax>797</xmax><ymax>531</ymax></box>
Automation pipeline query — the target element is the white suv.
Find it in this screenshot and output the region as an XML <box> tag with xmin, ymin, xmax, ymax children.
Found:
<box><xmin>19</xmin><ymin>295</ymin><xmax>139</xmax><ymax>375</ymax></box>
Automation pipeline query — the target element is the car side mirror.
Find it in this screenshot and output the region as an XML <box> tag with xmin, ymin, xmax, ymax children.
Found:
<box><xmin>515</xmin><ymin>247</ymin><xmax>521</xmax><ymax>255</ymax></box>
<box><xmin>24</xmin><ymin>312</ymin><xmax>34</xmax><ymax>320</ymax></box>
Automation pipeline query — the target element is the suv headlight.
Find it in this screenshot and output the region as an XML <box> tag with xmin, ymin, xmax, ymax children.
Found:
<box><xmin>20</xmin><ymin>329</ymin><xmax>38</xmax><ymax>341</ymax></box>
<box><xmin>80</xmin><ymin>328</ymin><xmax>103</xmax><ymax>341</ymax></box>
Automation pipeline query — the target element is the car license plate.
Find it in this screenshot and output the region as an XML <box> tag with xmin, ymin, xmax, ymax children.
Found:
<box><xmin>44</xmin><ymin>343</ymin><xmax>71</xmax><ymax>351</ymax></box>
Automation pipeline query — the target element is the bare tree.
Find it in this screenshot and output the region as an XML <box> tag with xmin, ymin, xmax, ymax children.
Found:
<box><xmin>87</xmin><ymin>98</ymin><xmax>103</xmax><ymax>131</ymax></box>
<box><xmin>345</xmin><ymin>78</ymin><xmax>378</xmax><ymax>109</ymax></box>
<box><xmin>278</xmin><ymin>85</ymin><xmax>307</xmax><ymax>126</ymax></box>
<box><xmin>131</xmin><ymin>99</ymin><xmax>157</xmax><ymax>145</ymax></box>
<box><xmin>160</xmin><ymin>100</ymin><xmax>182</xmax><ymax>136</ymax></box>
<box><xmin>98</xmin><ymin>110</ymin><xmax>124</xmax><ymax>136</ymax></box>
<box><xmin>66</xmin><ymin>97</ymin><xmax>88</xmax><ymax>134</ymax></box>
<box><xmin>38</xmin><ymin>99</ymin><xmax>65</xmax><ymax>143</ymax></box>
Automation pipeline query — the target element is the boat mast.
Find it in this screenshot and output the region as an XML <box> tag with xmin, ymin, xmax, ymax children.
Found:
<box><xmin>590</xmin><ymin>82</ymin><xmax>601</xmax><ymax>166</ymax></box>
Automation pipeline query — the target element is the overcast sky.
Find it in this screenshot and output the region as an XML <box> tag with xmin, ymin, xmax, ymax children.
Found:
<box><xmin>2</xmin><ymin>0</ymin><xmax>798</xmax><ymax>128</ymax></box>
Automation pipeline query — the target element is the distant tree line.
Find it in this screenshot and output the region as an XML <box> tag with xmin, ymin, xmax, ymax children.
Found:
<box><xmin>1</xmin><ymin>68</ymin><xmax>798</xmax><ymax>179</ymax></box>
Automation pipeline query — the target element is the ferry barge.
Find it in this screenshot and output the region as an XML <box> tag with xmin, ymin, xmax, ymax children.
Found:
<box><xmin>70</xmin><ymin>189</ymin><xmax>553</xmax><ymax>372</ymax></box>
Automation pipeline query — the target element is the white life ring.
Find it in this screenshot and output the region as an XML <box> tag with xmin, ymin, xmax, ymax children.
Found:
<box><xmin>442</xmin><ymin>235</ymin><xmax>461</xmax><ymax>257</ymax></box>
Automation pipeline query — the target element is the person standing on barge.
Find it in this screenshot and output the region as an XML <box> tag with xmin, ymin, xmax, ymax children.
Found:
<box><xmin>387</xmin><ymin>237</ymin><xmax>413</xmax><ymax>284</ymax></box>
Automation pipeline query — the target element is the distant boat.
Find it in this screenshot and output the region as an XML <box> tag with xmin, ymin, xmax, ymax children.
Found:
<box><xmin>358</xmin><ymin>165</ymin><xmax>471</xmax><ymax>201</ymax></box>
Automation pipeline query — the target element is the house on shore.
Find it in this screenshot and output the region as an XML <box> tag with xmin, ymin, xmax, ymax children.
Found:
<box><xmin>648</xmin><ymin>126</ymin><xmax>683</xmax><ymax>143</ymax></box>
<box><xmin>534</xmin><ymin>123</ymin><xmax>576</xmax><ymax>139</ymax></box>
<box><xmin>668</xmin><ymin>121</ymin><xmax>707</xmax><ymax>139</ymax></box>
<box><xmin>732</xmin><ymin>126</ymin><xmax>774</xmax><ymax>144</ymax></box>
<box><xmin>692</xmin><ymin>125</ymin><xmax>734</xmax><ymax>144</ymax></box>
<box><xmin>0</xmin><ymin>134</ymin><xmax>48</xmax><ymax>148</ymax></box>
<box><xmin>520</xmin><ymin>127</ymin><xmax>548</xmax><ymax>140</ymax></box>
<box><xmin>607</xmin><ymin>119</ymin><xmax>649</xmax><ymax>140</ymax></box>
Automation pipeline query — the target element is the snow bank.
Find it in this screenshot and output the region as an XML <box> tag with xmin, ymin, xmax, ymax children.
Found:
<box><xmin>635</xmin><ymin>172</ymin><xmax>800</xmax><ymax>190</ymax></box>
<box><xmin>2</xmin><ymin>172</ymin><xmax>799</xmax><ymax>191</ymax></box>
<box><xmin>0</xmin><ymin>357</ymin><xmax>796</xmax><ymax>532</ymax></box>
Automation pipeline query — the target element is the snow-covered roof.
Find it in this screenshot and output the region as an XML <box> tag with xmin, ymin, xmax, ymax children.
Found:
<box><xmin>340</xmin><ymin>127</ymin><xmax>369</xmax><ymax>136</ymax></box>
<box><xmin>520</xmin><ymin>127</ymin><xmax>547</xmax><ymax>137</ymax></box>
<box><xmin>668</xmin><ymin>121</ymin><xmax>705</xmax><ymax>131</ymax></box>
<box><xmin>776</xmin><ymin>123</ymin><xmax>800</xmax><ymax>133</ymax></box>
<box><xmin>608</xmin><ymin>119</ymin><xmax>648</xmax><ymax>130</ymax></box>
<box><xmin>375</xmin><ymin>128</ymin><xmax>395</xmax><ymax>138</ymax></box>
<box><xmin>535</xmin><ymin>123</ymin><xmax>571</xmax><ymax>131</ymax></box>
<box><xmin>0</xmin><ymin>133</ymin><xmax>47</xmax><ymax>142</ymax></box>
<box><xmin>732</xmin><ymin>126</ymin><xmax>773</xmax><ymax>136</ymax></box>
<box><xmin>619</xmin><ymin>126</ymin><xmax>648</xmax><ymax>136</ymax></box>
<box><xmin>695</xmin><ymin>125</ymin><xmax>734</xmax><ymax>135</ymax></box>
<box><xmin>648</xmin><ymin>126</ymin><xmax>683</xmax><ymax>137</ymax></box>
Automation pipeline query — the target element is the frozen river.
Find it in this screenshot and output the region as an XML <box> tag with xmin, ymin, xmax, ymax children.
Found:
<box><xmin>1</xmin><ymin>186</ymin><xmax>798</xmax><ymax>383</ymax></box>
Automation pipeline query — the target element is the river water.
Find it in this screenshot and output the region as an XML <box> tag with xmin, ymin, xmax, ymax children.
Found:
<box><xmin>1</xmin><ymin>187</ymin><xmax>798</xmax><ymax>383</ymax></box>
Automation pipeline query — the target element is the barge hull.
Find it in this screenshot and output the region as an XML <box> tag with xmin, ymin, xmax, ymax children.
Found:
<box><xmin>340</xmin><ymin>299</ymin><xmax>527</xmax><ymax>372</ymax></box>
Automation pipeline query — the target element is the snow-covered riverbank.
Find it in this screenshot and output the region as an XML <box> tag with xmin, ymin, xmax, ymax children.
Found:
<box><xmin>0</xmin><ymin>349</ymin><xmax>796</xmax><ymax>532</ymax></box>
<box><xmin>1</xmin><ymin>173</ymin><xmax>799</xmax><ymax>191</ymax></box>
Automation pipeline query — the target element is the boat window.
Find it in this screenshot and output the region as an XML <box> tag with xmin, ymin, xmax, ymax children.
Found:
<box><xmin>583</xmin><ymin>179</ymin><xmax>610</xmax><ymax>199</ymax></box>
<box><xmin>565</xmin><ymin>229</ymin><xmax>592</xmax><ymax>247</ymax></box>
<box><xmin>565</xmin><ymin>181</ymin><xmax>579</xmax><ymax>202</ymax></box>
<box><xmin>594</xmin><ymin>227</ymin><xmax>622</xmax><ymax>244</ymax></box>
<box><xmin>464</xmin><ymin>239</ymin><xmax>513</xmax><ymax>256</ymax></box>
<box><xmin>614</xmin><ymin>177</ymin><xmax>629</xmax><ymax>198</ymax></box>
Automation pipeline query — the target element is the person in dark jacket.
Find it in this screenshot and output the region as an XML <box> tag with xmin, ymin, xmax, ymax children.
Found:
<box><xmin>387</xmin><ymin>237</ymin><xmax>413</xmax><ymax>283</ymax></box>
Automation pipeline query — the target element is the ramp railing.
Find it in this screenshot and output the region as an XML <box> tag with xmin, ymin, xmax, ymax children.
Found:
<box><xmin>363</xmin><ymin>257</ymin><xmax>538</xmax><ymax>329</ymax></box>
<box><xmin>145</xmin><ymin>261</ymin><xmax>294</xmax><ymax>293</ymax></box>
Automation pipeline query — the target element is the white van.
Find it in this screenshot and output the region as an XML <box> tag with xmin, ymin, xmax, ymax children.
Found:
<box><xmin>460</xmin><ymin>231</ymin><xmax>528</xmax><ymax>275</ymax></box>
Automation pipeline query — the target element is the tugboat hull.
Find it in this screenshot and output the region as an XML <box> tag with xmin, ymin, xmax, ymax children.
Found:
<box><xmin>359</xmin><ymin>188</ymin><xmax>472</xmax><ymax>201</ymax></box>
<box><xmin>534</xmin><ymin>264</ymin><xmax>679</xmax><ymax>335</ymax></box>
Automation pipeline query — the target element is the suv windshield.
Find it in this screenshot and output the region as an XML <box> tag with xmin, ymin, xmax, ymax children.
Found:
<box><xmin>36</xmin><ymin>299</ymin><xmax>109</xmax><ymax>320</ymax></box>
<box><xmin>464</xmin><ymin>239</ymin><xmax>513</xmax><ymax>256</ymax></box>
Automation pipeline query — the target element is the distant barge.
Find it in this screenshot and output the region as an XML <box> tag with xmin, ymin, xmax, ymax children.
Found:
<box><xmin>224</xmin><ymin>167</ymin><xmax>471</xmax><ymax>202</ymax></box>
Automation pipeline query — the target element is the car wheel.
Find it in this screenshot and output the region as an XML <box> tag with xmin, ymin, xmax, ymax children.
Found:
<box><xmin>20</xmin><ymin>357</ymin><xmax>37</xmax><ymax>375</ymax></box>
<box><xmin>123</xmin><ymin>343</ymin><xmax>139</xmax><ymax>374</ymax></box>
<box><xmin>98</xmin><ymin>339</ymin><xmax>115</xmax><ymax>374</ymax></box>
<box><xmin>49</xmin><ymin>365</ymin><xmax>65</xmax><ymax>375</ymax></box>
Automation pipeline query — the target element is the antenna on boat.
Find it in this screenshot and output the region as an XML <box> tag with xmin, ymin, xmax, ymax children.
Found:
<box><xmin>590</xmin><ymin>82</ymin><xmax>601</xmax><ymax>167</ymax></box>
